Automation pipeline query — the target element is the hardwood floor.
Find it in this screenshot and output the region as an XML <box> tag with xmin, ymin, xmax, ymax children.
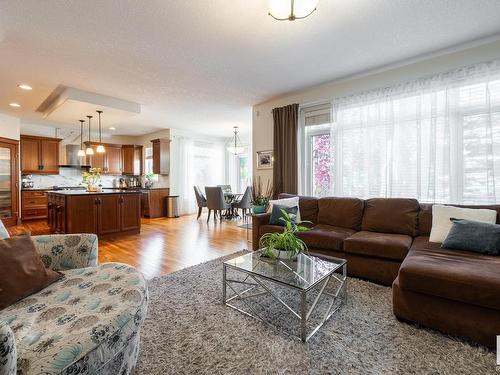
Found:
<box><xmin>8</xmin><ymin>214</ymin><xmax>250</xmax><ymax>279</ymax></box>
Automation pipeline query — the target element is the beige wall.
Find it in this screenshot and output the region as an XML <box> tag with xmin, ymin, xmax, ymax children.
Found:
<box><xmin>0</xmin><ymin>113</ymin><xmax>21</xmax><ymax>140</ymax></box>
<box><xmin>252</xmin><ymin>39</ymin><xmax>500</xmax><ymax>186</ymax></box>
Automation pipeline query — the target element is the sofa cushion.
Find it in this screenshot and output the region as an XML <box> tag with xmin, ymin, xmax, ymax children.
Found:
<box><xmin>362</xmin><ymin>198</ymin><xmax>419</xmax><ymax>236</ymax></box>
<box><xmin>398</xmin><ymin>236</ymin><xmax>500</xmax><ymax>311</ymax></box>
<box><xmin>0</xmin><ymin>262</ymin><xmax>148</xmax><ymax>374</ymax></box>
<box><xmin>0</xmin><ymin>235</ymin><xmax>63</xmax><ymax>309</ymax></box>
<box><xmin>317</xmin><ymin>197</ymin><xmax>364</xmax><ymax>230</ymax></box>
<box><xmin>297</xmin><ymin>224</ymin><xmax>355</xmax><ymax>251</ymax></box>
<box><xmin>278</xmin><ymin>193</ymin><xmax>319</xmax><ymax>223</ymax></box>
<box><xmin>344</xmin><ymin>231</ymin><xmax>412</xmax><ymax>261</ymax></box>
<box><xmin>429</xmin><ymin>205</ymin><xmax>497</xmax><ymax>243</ymax></box>
<box><xmin>418</xmin><ymin>203</ymin><xmax>500</xmax><ymax>236</ymax></box>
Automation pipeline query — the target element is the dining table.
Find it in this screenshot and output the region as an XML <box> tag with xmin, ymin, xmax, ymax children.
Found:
<box><xmin>223</xmin><ymin>192</ymin><xmax>242</xmax><ymax>219</ymax></box>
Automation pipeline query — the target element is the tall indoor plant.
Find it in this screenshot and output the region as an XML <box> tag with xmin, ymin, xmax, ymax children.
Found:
<box><xmin>251</xmin><ymin>176</ymin><xmax>273</xmax><ymax>214</ymax></box>
<box><xmin>259</xmin><ymin>208</ymin><xmax>310</xmax><ymax>260</ymax></box>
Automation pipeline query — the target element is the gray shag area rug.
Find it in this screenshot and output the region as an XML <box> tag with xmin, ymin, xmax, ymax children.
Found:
<box><xmin>136</xmin><ymin>251</ymin><xmax>495</xmax><ymax>374</ymax></box>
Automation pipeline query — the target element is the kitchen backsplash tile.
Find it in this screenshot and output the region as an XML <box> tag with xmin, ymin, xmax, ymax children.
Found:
<box><xmin>24</xmin><ymin>168</ymin><xmax>169</xmax><ymax>189</ymax></box>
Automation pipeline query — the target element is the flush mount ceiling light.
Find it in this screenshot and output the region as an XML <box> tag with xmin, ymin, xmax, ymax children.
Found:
<box><xmin>18</xmin><ymin>84</ymin><xmax>32</xmax><ymax>90</ymax></box>
<box><xmin>9</xmin><ymin>102</ymin><xmax>21</xmax><ymax>108</ymax></box>
<box><xmin>78</xmin><ymin>120</ymin><xmax>86</xmax><ymax>157</ymax></box>
<box><xmin>269</xmin><ymin>0</ymin><xmax>319</xmax><ymax>21</ymax></box>
<box><xmin>109</xmin><ymin>127</ymin><xmax>116</xmax><ymax>131</ymax></box>
<box><xmin>227</xmin><ymin>126</ymin><xmax>246</xmax><ymax>155</ymax></box>
<box><xmin>95</xmin><ymin>110</ymin><xmax>105</xmax><ymax>153</ymax></box>
<box><xmin>85</xmin><ymin>115</ymin><xmax>94</xmax><ymax>155</ymax></box>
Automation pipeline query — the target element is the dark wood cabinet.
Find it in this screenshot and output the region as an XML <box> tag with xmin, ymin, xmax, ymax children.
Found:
<box><xmin>21</xmin><ymin>135</ymin><xmax>60</xmax><ymax>174</ymax></box>
<box><xmin>151</xmin><ymin>138</ymin><xmax>170</xmax><ymax>175</ymax></box>
<box><xmin>141</xmin><ymin>188</ymin><xmax>169</xmax><ymax>218</ymax></box>
<box><xmin>106</xmin><ymin>146</ymin><xmax>123</xmax><ymax>175</ymax></box>
<box><xmin>85</xmin><ymin>142</ymin><xmax>123</xmax><ymax>175</ymax></box>
<box><xmin>122</xmin><ymin>145</ymin><xmax>143</xmax><ymax>176</ymax></box>
<box><xmin>48</xmin><ymin>192</ymin><xmax>141</xmax><ymax>237</ymax></box>
<box><xmin>97</xmin><ymin>194</ymin><xmax>121</xmax><ymax>235</ymax></box>
<box><xmin>0</xmin><ymin>137</ymin><xmax>19</xmax><ymax>227</ymax></box>
<box><xmin>22</xmin><ymin>190</ymin><xmax>48</xmax><ymax>220</ymax></box>
<box><xmin>121</xmin><ymin>194</ymin><xmax>141</xmax><ymax>231</ymax></box>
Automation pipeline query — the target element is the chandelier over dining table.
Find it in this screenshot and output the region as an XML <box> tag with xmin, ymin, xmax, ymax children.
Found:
<box><xmin>268</xmin><ymin>0</ymin><xmax>319</xmax><ymax>21</ymax></box>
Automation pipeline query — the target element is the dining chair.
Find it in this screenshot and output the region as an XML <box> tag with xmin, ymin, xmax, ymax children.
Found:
<box><xmin>193</xmin><ymin>186</ymin><xmax>207</xmax><ymax>220</ymax></box>
<box><xmin>205</xmin><ymin>186</ymin><xmax>230</xmax><ymax>223</ymax></box>
<box><xmin>231</xmin><ymin>186</ymin><xmax>252</xmax><ymax>219</ymax></box>
<box><xmin>218</xmin><ymin>185</ymin><xmax>232</xmax><ymax>194</ymax></box>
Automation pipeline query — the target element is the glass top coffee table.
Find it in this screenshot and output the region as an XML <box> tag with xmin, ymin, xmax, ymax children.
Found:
<box><xmin>223</xmin><ymin>250</ymin><xmax>347</xmax><ymax>342</ymax></box>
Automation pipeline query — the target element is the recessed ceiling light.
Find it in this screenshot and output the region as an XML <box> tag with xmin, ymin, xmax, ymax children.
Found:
<box><xmin>109</xmin><ymin>127</ymin><xmax>116</xmax><ymax>130</ymax></box>
<box><xmin>9</xmin><ymin>103</ymin><xmax>21</xmax><ymax>108</ymax></box>
<box><xmin>18</xmin><ymin>84</ymin><xmax>32</xmax><ymax>90</ymax></box>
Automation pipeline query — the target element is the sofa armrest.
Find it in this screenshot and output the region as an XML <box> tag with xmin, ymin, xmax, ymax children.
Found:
<box><xmin>32</xmin><ymin>234</ymin><xmax>98</xmax><ymax>271</ymax></box>
<box><xmin>252</xmin><ymin>213</ymin><xmax>271</xmax><ymax>251</ymax></box>
<box><xmin>0</xmin><ymin>323</ymin><xmax>17</xmax><ymax>375</ymax></box>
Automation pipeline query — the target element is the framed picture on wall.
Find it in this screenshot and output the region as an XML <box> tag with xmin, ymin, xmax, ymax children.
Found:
<box><xmin>256</xmin><ymin>150</ymin><xmax>273</xmax><ymax>169</ymax></box>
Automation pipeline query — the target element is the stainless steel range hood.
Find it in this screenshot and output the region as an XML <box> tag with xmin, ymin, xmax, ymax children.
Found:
<box><xmin>58</xmin><ymin>144</ymin><xmax>90</xmax><ymax>168</ymax></box>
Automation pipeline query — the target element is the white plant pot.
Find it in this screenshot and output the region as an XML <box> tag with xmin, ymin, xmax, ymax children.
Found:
<box><xmin>270</xmin><ymin>248</ymin><xmax>297</xmax><ymax>260</ymax></box>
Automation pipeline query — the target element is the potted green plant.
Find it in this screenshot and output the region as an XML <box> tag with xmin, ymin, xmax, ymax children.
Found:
<box><xmin>251</xmin><ymin>177</ymin><xmax>273</xmax><ymax>214</ymax></box>
<box><xmin>82</xmin><ymin>168</ymin><xmax>102</xmax><ymax>192</ymax></box>
<box><xmin>259</xmin><ymin>208</ymin><xmax>310</xmax><ymax>260</ymax></box>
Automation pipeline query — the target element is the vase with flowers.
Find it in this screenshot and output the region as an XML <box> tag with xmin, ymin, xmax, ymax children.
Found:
<box><xmin>251</xmin><ymin>176</ymin><xmax>273</xmax><ymax>214</ymax></box>
<box><xmin>82</xmin><ymin>168</ymin><xmax>102</xmax><ymax>192</ymax></box>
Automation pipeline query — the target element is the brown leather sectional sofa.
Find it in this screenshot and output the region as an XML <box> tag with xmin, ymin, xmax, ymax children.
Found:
<box><xmin>252</xmin><ymin>194</ymin><xmax>500</xmax><ymax>347</ymax></box>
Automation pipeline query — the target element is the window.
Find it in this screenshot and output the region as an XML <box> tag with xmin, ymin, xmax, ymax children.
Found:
<box><xmin>237</xmin><ymin>154</ymin><xmax>250</xmax><ymax>193</ymax></box>
<box><xmin>143</xmin><ymin>147</ymin><xmax>159</xmax><ymax>181</ymax></box>
<box><xmin>300</xmin><ymin>60</ymin><xmax>500</xmax><ymax>204</ymax></box>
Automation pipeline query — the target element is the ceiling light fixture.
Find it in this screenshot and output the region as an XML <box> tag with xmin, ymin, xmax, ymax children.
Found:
<box><xmin>18</xmin><ymin>84</ymin><xmax>32</xmax><ymax>90</ymax></box>
<box><xmin>269</xmin><ymin>0</ymin><xmax>319</xmax><ymax>21</ymax></box>
<box><xmin>86</xmin><ymin>115</ymin><xmax>94</xmax><ymax>155</ymax></box>
<box><xmin>9</xmin><ymin>103</ymin><xmax>21</xmax><ymax>108</ymax></box>
<box><xmin>227</xmin><ymin>126</ymin><xmax>246</xmax><ymax>155</ymax></box>
<box><xmin>78</xmin><ymin>120</ymin><xmax>86</xmax><ymax>157</ymax></box>
<box><xmin>109</xmin><ymin>127</ymin><xmax>116</xmax><ymax>131</ymax></box>
<box><xmin>95</xmin><ymin>110</ymin><xmax>105</xmax><ymax>153</ymax></box>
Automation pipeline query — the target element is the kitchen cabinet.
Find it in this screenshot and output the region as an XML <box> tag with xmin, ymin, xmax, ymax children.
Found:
<box><xmin>0</xmin><ymin>137</ymin><xmax>19</xmax><ymax>227</ymax></box>
<box><xmin>20</xmin><ymin>135</ymin><xmax>60</xmax><ymax>174</ymax></box>
<box><xmin>48</xmin><ymin>191</ymin><xmax>141</xmax><ymax>237</ymax></box>
<box><xmin>122</xmin><ymin>145</ymin><xmax>143</xmax><ymax>176</ymax></box>
<box><xmin>141</xmin><ymin>188</ymin><xmax>169</xmax><ymax>218</ymax></box>
<box><xmin>85</xmin><ymin>142</ymin><xmax>123</xmax><ymax>175</ymax></box>
<box><xmin>22</xmin><ymin>190</ymin><xmax>48</xmax><ymax>220</ymax></box>
<box><xmin>151</xmin><ymin>138</ymin><xmax>170</xmax><ymax>175</ymax></box>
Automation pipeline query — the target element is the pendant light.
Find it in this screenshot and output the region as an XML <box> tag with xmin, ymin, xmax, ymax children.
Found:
<box><xmin>77</xmin><ymin>120</ymin><xmax>86</xmax><ymax>157</ymax></box>
<box><xmin>95</xmin><ymin>110</ymin><xmax>105</xmax><ymax>153</ymax></box>
<box><xmin>227</xmin><ymin>126</ymin><xmax>245</xmax><ymax>155</ymax></box>
<box><xmin>269</xmin><ymin>0</ymin><xmax>319</xmax><ymax>21</ymax></box>
<box><xmin>85</xmin><ymin>115</ymin><xmax>94</xmax><ymax>155</ymax></box>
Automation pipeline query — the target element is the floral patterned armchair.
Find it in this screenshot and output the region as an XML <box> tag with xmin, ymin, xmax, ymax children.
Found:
<box><xmin>0</xmin><ymin>227</ymin><xmax>148</xmax><ymax>375</ymax></box>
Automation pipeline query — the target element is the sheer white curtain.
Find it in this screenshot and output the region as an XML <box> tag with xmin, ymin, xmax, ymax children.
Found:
<box><xmin>170</xmin><ymin>136</ymin><xmax>196</xmax><ymax>215</ymax></box>
<box><xmin>328</xmin><ymin>60</ymin><xmax>500</xmax><ymax>204</ymax></box>
<box><xmin>170</xmin><ymin>136</ymin><xmax>226</xmax><ymax>215</ymax></box>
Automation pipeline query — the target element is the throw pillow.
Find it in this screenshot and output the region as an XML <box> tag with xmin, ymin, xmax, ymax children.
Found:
<box><xmin>268</xmin><ymin>196</ymin><xmax>301</xmax><ymax>222</ymax></box>
<box><xmin>0</xmin><ymin>235</ymin><xmax>63</xmax><ymax>309</ymax></box>
<box><xmin>269</xmin><ymin>204</ymin><xmax>298</xmax><ymax>226</ymax></box>
<box><xmin>441</xmin><ymin>219</ymin><xmax>500</xmax><ymax>255</ymax></box>
<box><xmin>429</xmin><ymin>205</ymin><xmax>497</xmax><ymax>243</ymax></box>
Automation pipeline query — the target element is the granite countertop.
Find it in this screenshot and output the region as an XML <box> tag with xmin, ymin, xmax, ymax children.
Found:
<box><xmin>47</xmin><ymin>189</ymin><xmax>143</xmax><ymax>195</ymax></box>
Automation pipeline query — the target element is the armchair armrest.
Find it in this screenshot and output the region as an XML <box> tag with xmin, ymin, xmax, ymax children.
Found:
<box><xmin>32</xmin><ymin>234</ymin><xmax>98</xmax><ymax>271</ymax></box>
<box><xmin>0</xmin><ymin>323</ymin><xmax>17</xmax><ymax>375</ymax></box>
<box><xmin>252</xmin><ymin>213</ymin><xmax>271</xmax><ymax>251</ymax></box>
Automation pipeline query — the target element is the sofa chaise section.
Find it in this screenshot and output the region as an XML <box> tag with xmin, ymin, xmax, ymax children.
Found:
<box><xmin>393</xmin><ymin>236</ymin><xmax>500</xmax><ymax>348</ymax></box>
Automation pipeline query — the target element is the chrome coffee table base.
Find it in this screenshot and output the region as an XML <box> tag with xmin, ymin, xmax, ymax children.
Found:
<box><xmin>223</xmin><ymin>261</ymin><xmax>347</xmax><ymax>342</ymax></box>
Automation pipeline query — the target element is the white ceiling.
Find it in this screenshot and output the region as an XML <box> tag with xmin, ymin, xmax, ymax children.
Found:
<box><xmin>1</xmin><ymin>0</ymin><xmax>500</xmax><ymax>136</ymax></box>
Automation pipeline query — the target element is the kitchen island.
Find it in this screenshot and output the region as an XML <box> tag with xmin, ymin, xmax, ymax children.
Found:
<box><xmin>47</xmin><ymin>190</ymin><xmax>141</xmax><ymax>237</ymax></box>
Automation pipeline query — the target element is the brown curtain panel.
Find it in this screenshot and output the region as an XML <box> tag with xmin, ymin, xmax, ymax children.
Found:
<box><xmin>272</xmin><ymin>103</ymin><xmax>299</xmax><ymax>196</ymax></box>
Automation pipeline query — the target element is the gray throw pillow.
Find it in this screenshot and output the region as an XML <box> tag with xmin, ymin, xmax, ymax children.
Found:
<box><xmin>441</xmin><ymin>219</ymin><xmax>500</xmax><ymax>255</ymax></box>
<box><xmin>269</xmin><ymin>204</ymin><xmax>298</xmax><ymax>226</ymax></box>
